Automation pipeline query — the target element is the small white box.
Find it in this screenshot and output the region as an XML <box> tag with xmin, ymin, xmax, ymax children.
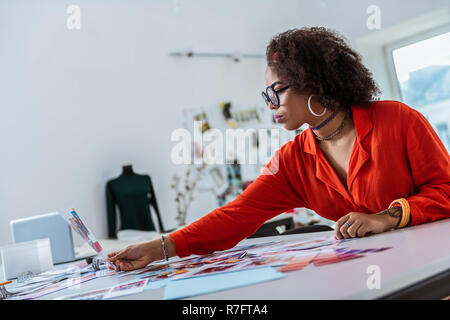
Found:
<box><xmin>1</xmin><ymin>238</ymin><xmax>54</xmax><ymax>280</ymax></box>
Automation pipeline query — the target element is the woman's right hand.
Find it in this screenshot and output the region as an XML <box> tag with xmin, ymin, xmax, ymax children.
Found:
<box><xmin>107</xmin><ymin>242</ymin><xmax>155</xmax><ymax>271</ymax></box>
<box><xmin>107</xmin><ymin>236</ymin><xmax>176</xmax><ymax>271</ymax></box>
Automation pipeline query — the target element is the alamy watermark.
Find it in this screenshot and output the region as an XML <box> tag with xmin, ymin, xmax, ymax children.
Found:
<box><xmin>67</xmin><ymin>5</ymin><xmax>81</xmax><ymax>30</ymax></box>
<box><xmin>171</xmin><ymin>121</ymin><xmax>282</xmax><ymax>175</ymax></box>
<box><xmin>366</xmin><ymin>265</ymin><xmax>381</xmax><ymax>290</ymax></box>
<box><xmin>366</xmin><ymin>5</ymin><xmax>381</xmax><ymax>30</ymax></box>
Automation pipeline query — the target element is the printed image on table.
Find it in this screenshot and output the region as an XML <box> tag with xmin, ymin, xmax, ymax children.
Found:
<box><xmin>56</xmin><ymin>288</ymin><xmax>110</xmax><ymax>300</ymax></box>
<box><xmin>110</xmin><ymin>280</ymin><xmax>147</xmax><ymax>293</ymax></box>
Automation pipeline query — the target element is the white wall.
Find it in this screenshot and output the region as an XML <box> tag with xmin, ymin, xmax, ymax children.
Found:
<box><xmin>1</xmin><ymin>0</ymin><xmax>449</xmax><ymax>249</ymax></box>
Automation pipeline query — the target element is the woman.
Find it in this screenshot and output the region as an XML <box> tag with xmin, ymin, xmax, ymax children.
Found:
<box><xmin>108</xmin><ymin>27</ymin><xmax>450</xmax><ymax>271</ymax></box>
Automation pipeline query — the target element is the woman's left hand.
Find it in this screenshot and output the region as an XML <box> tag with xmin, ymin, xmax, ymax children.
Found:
<box><xmin>334</xmin><ymin>211</ymin><xmax>397</xmax><ymax>240</ymax></box>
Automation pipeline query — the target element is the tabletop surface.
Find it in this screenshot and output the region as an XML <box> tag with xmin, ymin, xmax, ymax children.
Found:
<box><xmin>27</xmin><ymin>218</ymin><xmax>450</xmax><ymax>300</ymax></box>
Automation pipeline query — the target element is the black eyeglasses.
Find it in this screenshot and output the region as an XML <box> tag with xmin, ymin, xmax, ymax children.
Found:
<box><xmin>261</xmin><ymin>82</ymin><xmax>290</xmax><ymax>108</ymax></box>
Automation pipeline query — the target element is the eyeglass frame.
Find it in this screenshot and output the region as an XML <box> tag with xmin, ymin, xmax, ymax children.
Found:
<box><xmin>261</xmin><ymin>81</ymin><xmax>290</xmax><ymax>108</ymax></box>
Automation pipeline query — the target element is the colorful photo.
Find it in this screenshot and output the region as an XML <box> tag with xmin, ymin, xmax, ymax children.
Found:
<box><xmin>110</xmin><ymin>280</ymin><xmax>147</xmax><ymax>293</ymax></box>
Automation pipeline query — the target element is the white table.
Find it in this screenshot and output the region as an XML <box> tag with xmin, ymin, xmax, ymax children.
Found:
<box><xmin>33</xmin><ymin>218</ymin><xmax>450</xmax><ymax>300</ymax></box>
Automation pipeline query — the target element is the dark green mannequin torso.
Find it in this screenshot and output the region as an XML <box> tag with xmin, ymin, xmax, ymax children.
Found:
<box><xmin>106</xmin><ymin>172</ymin><xmax>160</xmax><ymax>238</ymax></box>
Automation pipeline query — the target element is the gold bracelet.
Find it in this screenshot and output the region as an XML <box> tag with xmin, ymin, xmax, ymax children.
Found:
<box><xmin>389</xmin><ymin>198</ymin><xmax>410</xmax><ymax>229</ymax></box>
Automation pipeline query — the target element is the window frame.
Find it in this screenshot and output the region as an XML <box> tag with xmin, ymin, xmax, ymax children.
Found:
<box><xmin>384</xmin><ymin>23</ymin><xmax>450</xmax><ymax>110</ymax></box>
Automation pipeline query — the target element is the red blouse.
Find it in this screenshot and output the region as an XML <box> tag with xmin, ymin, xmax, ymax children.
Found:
<box><xmin>170</xmin><ymin>101</ymin><xmax>450</xmax><ymax>257</ymax></box>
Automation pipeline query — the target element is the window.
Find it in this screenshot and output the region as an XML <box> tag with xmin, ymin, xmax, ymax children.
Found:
<box><xmin>386</xmin><ymin>25</ymin><xmax>450</xmax><ymax>151</ymax></box>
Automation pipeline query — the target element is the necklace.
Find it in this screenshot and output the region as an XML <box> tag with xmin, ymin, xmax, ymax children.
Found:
<box><xmin>314</xmin><ymin>110</ymin><xmax>350</xmax><ymax>141</ymax></box>
<box><xmin>310</xmin><ymin>110</ymin><xmax>339</xmax><ymax>130</ymax></box>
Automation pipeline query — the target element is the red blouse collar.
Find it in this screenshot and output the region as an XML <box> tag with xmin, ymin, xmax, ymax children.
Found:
<box><xmin>302</xmin><ymin>104</ymin><xmax>373</xmax><ymax>155</ymax></box>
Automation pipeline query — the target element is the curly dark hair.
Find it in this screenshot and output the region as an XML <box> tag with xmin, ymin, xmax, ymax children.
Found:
<box><xmin>266</xmin><ymin>27</ymin><xmax>380</xmax><ymax>111</ymax></box>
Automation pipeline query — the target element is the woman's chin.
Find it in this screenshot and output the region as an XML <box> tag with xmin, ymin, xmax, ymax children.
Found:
<box><xmin>282</xmin><ymin>123</ymin><xmax>296</xmax><ymax>131</ymax></box>
<box><xmin>281</xmin><ymin>120</ymin><xmax>305</xmax><ymax>131</ymax></box>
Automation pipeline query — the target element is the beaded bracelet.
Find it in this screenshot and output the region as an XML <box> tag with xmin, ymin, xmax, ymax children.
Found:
<box><xmin>388</xmin><ymin>198</ymin><xmax>411</xmax><ymax>229</ymax></box>
<box><xmin>161</xmin><ymin>235</ymin><xmax>169</xmax><ymax>261</ymax></box>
